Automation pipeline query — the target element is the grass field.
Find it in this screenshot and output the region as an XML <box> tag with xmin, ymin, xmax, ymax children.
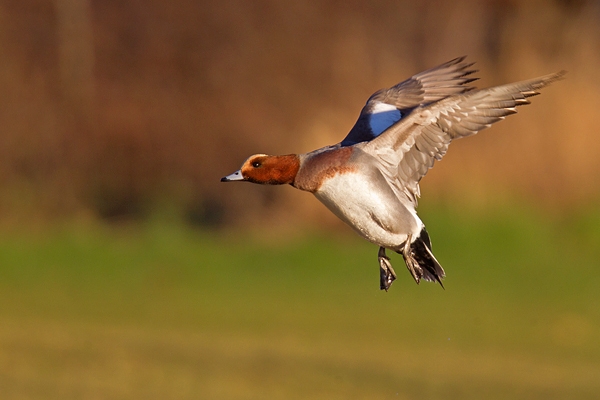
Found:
<box><xmin>0</xmin><ymin>204</ymin><xmax>599</xmax><ymax>399</ymax></box>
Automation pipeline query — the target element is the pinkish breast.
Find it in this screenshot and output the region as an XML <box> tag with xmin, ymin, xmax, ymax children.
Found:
<box><xmin>293</xmin><ymin>146</ymin><xmax>356</xmax><ymax>192</ymax></box>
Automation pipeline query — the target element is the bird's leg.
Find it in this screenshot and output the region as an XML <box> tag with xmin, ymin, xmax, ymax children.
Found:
<box><xmin>378</xmin><ymin>247</ymin><xmax>397</xmax><ymax>291</ymax></box>
<box><xmin>401</xmin><ymin>234</ymin><xmax>422</xmax><ymax>284</ymax></box>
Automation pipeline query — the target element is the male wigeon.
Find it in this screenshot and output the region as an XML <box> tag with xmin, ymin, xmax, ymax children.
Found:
<box><xmin>222</xmin><ymin>57</ymin><xmax>564</xmax><ymax>291</ymax></box>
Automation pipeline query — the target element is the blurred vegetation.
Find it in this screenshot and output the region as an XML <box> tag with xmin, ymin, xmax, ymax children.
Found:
<box><xmin>0</xmin><ymin>0</ymin><xmax>598</xmax><ymax>228</ymax></box>
<box><xmin>0</xmin><ymin>206</ymin><xmax>599</xmax><ymax>398</ymax></box>
<box><xmin>0</xmin><ymin>1</ymin><xmax>599</xmax><ymax>398</ymax></box>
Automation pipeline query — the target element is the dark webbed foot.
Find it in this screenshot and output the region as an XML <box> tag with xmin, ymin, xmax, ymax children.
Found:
<box><xmin>378</xmin><ymin>247</ymin><xmax>397</xmax><ymax>291</ymax></box>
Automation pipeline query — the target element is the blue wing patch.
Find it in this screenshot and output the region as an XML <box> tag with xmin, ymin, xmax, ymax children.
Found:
<box><xmin>368</xmin><ymin>102</ymin><xmax>402</xmax><ymax>136</ymax></box>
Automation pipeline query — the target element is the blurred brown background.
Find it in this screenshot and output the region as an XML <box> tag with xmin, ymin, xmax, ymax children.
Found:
<box><xmin>0</xmin><ymin>0</ymin><xmax>597</xmax><ymax>229</ymax></box>
<box><xmin>2</xmin><ymin>2</ymin><xmax>600</xmax><ymax>399</ymax></box>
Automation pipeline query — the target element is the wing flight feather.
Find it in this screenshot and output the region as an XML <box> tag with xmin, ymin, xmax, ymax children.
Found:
<box><xmin>359</xmin><ymin>71</ymin><xmax>565</xmax><ymax>204</ymax></box>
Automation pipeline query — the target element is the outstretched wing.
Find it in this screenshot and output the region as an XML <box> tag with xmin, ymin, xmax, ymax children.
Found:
<box><xmin>341</xmin><ymin>57</ymin><xmax>478</xmax><ymax>146</ymax></box>
<box><xmin>359</xmin><ymin>71</ymin><xmax>565</xmax><ymax>205</ymax></box>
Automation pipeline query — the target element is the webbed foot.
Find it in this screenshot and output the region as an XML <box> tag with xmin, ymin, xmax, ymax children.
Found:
<box><xmin>378</xmin><ymin>247</ymin><xmax>397</xmax><ymax>291</ymax></box>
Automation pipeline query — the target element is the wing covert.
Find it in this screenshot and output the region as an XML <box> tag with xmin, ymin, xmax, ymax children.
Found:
<box><xmin>360</xmin><ymin>71</ymin><xmax>565</xmax><ymax>205</ymax></box>
<box><xmin>341</xmin><ymin>56</ymin><xmax>478</xmax><ymax>146</ymax></box>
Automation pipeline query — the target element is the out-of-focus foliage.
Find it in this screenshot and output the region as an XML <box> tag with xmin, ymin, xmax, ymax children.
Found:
<box><xmin>0</xmin><ymin>0</ymin><xmax>597</xmax><ymax>228</ymax></box>
<box><xmin>0</xmin><ymin>3</ymin><xmax>599</xmax><ymax>398</ymax></box>
<box><xmin>0</xmin><ymin>206</ymin><xmax>599</xmax><ymax>399</ymax></box>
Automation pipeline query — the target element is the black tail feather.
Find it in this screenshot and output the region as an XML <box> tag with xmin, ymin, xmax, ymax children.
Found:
<box><xmin>401</xmin><ymin>227</ymin><xmax>446</xmax><ymax>287</ymax></box>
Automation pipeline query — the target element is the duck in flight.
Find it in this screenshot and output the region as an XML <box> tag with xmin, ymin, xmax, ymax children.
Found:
<box><xmin>222</xmin><ymin>57</ymin><xmax>564</xmax><ymax>291</ymax></box>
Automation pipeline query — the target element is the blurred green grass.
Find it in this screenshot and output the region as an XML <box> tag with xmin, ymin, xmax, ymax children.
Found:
<box><xmin>0</xmin><ymin>204</ymin><xmax>599</xmax><ymax>399</ymax></box>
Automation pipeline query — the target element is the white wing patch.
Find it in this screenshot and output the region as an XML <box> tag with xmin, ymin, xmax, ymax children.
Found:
<box><xmin>368</xmin><ymin>102</ymin><xmax>402</xmax><ymax>136</ymax></box>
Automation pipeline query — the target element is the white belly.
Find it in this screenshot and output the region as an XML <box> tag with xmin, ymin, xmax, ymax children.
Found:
<box><xmin>314</xmin><ymin>173</ymin><xmax>421</xmax><ymax>248</ymax></box>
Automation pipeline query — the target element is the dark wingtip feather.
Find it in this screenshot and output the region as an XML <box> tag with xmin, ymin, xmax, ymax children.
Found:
<box><xmin>448</xmin><ymin>55</ymin><xmax>468</xmax><ymax>64</ymax></box>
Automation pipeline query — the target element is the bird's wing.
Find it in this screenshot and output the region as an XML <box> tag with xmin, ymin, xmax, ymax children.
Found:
<box><xmin>358</xmin><ymin>71</ymin><xmax>565</xmax><ymax>205</ymax></box>
<box><xmin>341</xmin><ymin>56</ymin><xmax>478</xmax><ymax>146</ymax></box>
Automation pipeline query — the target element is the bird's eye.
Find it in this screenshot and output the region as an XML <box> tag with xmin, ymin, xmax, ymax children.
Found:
<box><xmin>252</xmin><ymin>161</ymin><xmax>261</xmax><ymax>168</ymax></box>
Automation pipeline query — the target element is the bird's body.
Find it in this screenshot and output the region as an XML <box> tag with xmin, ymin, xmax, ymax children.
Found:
<box><xmin>222</xmin><ymin>57</ymin><xmax>563</xmax><ymax>290</ymax></box>
<box><xmin>298</xmin><ymin>146</ymin><xmax>421</xmax><ymax>249</ymax></box>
